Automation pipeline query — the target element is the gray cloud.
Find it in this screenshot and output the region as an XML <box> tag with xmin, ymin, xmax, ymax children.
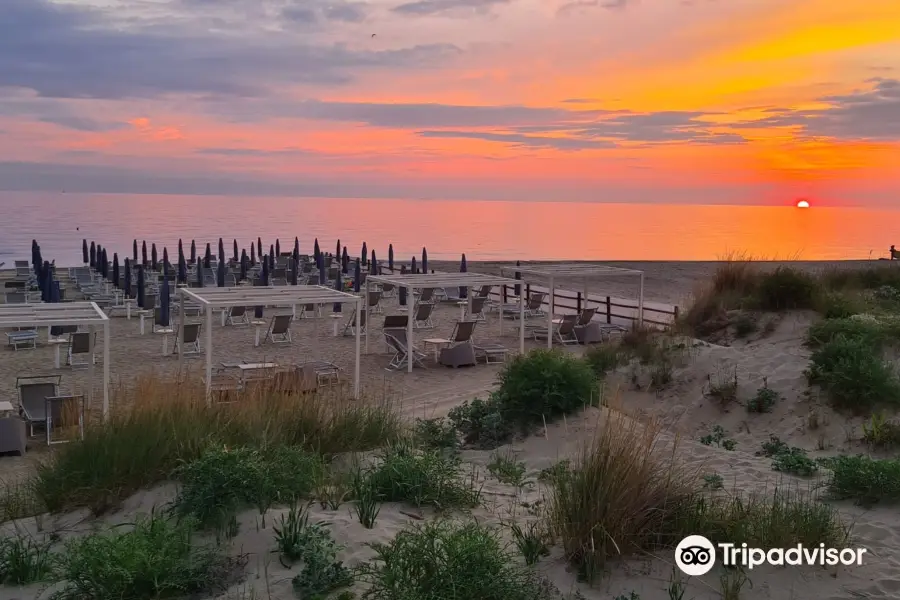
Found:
<box><xmin>418</xmin><ymin>130</ymin><xmax>615</xmax><ymax>150</ymax></box>
<box><xmin>392</xmin><ymin>0</ymin><xmax>509</xmax><ymax>16</ymax></box>
<box><xmin>733</xmin><ymin>78</ymin><xmax>900</xmax><ymax>140</ymax></box>
<box><xmin>0</xmin><ymin>0</ymin><xmax>455</xmax><ymax>100</ymax></box>
<box><xmin>557</xmin><ymin>0</ymin><xmax>632</xmax><ymax>16</ymax></box>
<box><xmin>37</xmin><ymin>115</ymin><xmax>126</xmax><ymax>132</ymax></box>
<box><xmin>196</xmin><ymin>147</ymin><xmax>315</xmax><ymax>157</ymax></box>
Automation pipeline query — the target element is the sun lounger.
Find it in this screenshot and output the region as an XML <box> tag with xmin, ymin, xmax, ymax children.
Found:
<box><xmin>343</xmin><ymin>307</ymin><xmax>367</xmax><ymax>336</ymax></box>
<box><xmin>465</xmin><ymin>296</ymin><xmax>488</xmax><ymax>322</ymax></box>
<box><xmin>473</xmin><ymin>341</ymin><xmax>509</xmax><ymax>364</ymax></box>
<box><xmin>413</xmin><ymin>303</ymin><xmax>435</xmax><ymax>329</ymax></box>
<box><xmin>6</xmin><ymin>327</ymin><xmax>38</xmax><ymax>351</ymax></box>
<box><xmin>67</xmin><ymin>331</ymin><xmax>97</xmax><ymax>366</ymax></box>
<box><xmin>264</xmin><ymin>314</ymin><xmax>293</xmax><ymax>344</ymax></box>
<box><xmin>297</xmin><ymin>360</ymin><xmax>342</xmax><ymax>385</ymax></box>
<box><xmin>368</xmin><ymin>290</ymin><xmax>383</xmax><ymax>314</ymax></box>
<box><xmin>226</xmin><ymin>305</ymin><xmax>250</xmax><ymax>326</ymax></box>
<box><xmin>173</xmin><ymin>323</ymin><xmax>202</xmax><ymax>355</ymax></box>
<box><xmin>499</xmin><ymin>291</ymin><xmax>546</xmax><ymax>319</ymax></box>
<box><xmin>0</xmin><ymin>417</ymin><xmax>26</xmax><ymax>456</ymax></box>
<box><xmin>16</xmin><ymin>375</ymin><xmax>60</xmax><ymax>438</ymax></box>
<box><xmin>384</xmin><ymin>329</ymin><xmax>427</xmax><ymax>371</ymax></box>
<box><xmin>531</xmin><ymin>313</ymin><xmax>579</xmax><ymax>345</ymax></box>
<box><xmin>438</xmin><ymin>320</ymin><xmax>478</xmax><ymax>368</ymax></box>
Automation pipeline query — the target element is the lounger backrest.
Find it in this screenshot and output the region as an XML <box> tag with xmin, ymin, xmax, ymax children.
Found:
<box><xmin>384</xmin><ymin>331</ymin><xmax>404</xmax><ymax>354</ymax></box>
<box><xmin>14</xmin><ymin>261</ymin><xmax>27</xmax><ymax>268</ymax></box>
<box><xmin>577</xmin><ymin>307</ymin><xmax>597</xmax><ymax>326</ymax></box>
<box><xmin>355</xmin><ymin>308</ymin><xmax>367</xmax><ymax>327</ymax></box>
<box><xmin>470</xmin><ymin>296</ymin><xmax>487</xmax><ymax>314</ymax></box>
<box><xmin>383</xmin><ymin>315</ymin><xmax>408</xmax><ymax>329</ymax></box>
<box><xmin>453</xmin><ymin>320</ymin><xmax>477</xmax><ymax>343</ymax></box>
<box><xmin>231</xmin><ymin>306</ymin><xmax>246</xmax><ymax>317</ymax></box>
<box><xmin>415</xmin><ymin>303</ymin><xmax>434</xmax><ymax>319</ymax></box>
<box><xmin>271</xmin><ymin>314</ymin><xmax>292</xmax><ymax>334</ymax></box>
<box><xmin>70</xmin><ymin>332</ymin><xmax>92</xmax><ymax>354</ymax></box>
<box><xmin>307</xmin><ymin>273</ymin><xmax>319</xmax><ymax>285</ymax></box>
<box><xmin>419</xmin><ymin>288</ymin><xmax>434</xmax><ymax>302</ymax></box>
<box><xmin>477</xmin><ymin>285</ymin><xmax>492</xmax><ymax>298</ymax></box>
<box><xmin>387</xmin><ymin>328</ymin><xmax>409</xmax><ymax>349</ymax></box>
<box><xmin>368</xmin><ymin>290</ymin><xmax>382</xmax><ymax>307</ymax></box>
<box><xmin>528</xmin><ymin>292</ymin><xmax>545</xmax><ymax>310</ymax></box>
<box><xmin>50</xmin><ymin>325</ymin><xmax>78</xmax><ymax>337</ymax></box>
<box><xmin>19</xmin><ymin>382</ymin><xmax>58</xmax><ymax>418</ymax></box>
<box><xmin>183</xmin><ymin>323</ymin><xmax>201</xmax><ymax>343</ymax></box>
<box><xmin>382</xmin><ymin>283</ymin><xmax>394</xmax><ymax>292</ymax></box>
<box><xmin>143</xmin><ymin>294</ymin><xmax>157</xmax><ymax>310</ymax></box>
<box><xmin>558</xmin><ymin>314</ymin><xmax>578</xmax><ymax>333</ymax></box>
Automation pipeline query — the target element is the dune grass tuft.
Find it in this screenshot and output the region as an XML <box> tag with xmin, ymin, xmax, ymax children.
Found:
<box><xmin>821</xmin><ymin>454</ymin><xmax>900</xmax><ymax>505</ymax></box>
<box><xmin>34</xmin><ymin>374</ymin><xmax>401</xmax><ymax>514</ymax></box>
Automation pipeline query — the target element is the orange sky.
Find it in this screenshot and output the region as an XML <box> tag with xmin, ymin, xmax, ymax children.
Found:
<box><xmin>0</xmin><ymin>0</ymin><xmax>898</xmax><ymax>204</ymax></box>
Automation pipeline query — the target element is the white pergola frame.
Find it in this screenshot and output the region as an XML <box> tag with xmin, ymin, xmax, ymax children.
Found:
<box><xmin>0</xmin><ymin>302</ymin><xmax>111</xmax><ymax>419</ymax></box>
<box><xmin>177</xmin><ymin>286</ymin><xmax>363</xmax><ymax>400</ymax></box>
<box><xmin>500</xmin><ymin>263</ymin><xmax>645</xmax><ymax>348</ymax></box>
<box><xmin>365</xmin><ymin>272</ymin><xmax>526</xmax><ymax>373</ymax></box>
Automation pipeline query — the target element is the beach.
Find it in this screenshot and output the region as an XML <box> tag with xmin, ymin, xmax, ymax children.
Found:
<box><xmin>1</xmin><ymin>258</ymin><xmax>899</xmax><ymax>600</ymax></box>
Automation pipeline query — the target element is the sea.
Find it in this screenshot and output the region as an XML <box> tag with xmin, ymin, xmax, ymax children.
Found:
<box><xmin>1</xmin><ymin>192</ymin><xmax>896</xmax><ymax>266</ymax></box>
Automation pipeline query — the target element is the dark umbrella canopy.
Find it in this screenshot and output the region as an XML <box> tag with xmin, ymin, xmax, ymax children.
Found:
<box><xmin>90</xmin><ymin>242</ymin><xmax>96</xmax><ymax>268</ymax></box>
<box><xmin>269</xmin><ymin>245</ymin><xmax>275</xmax><ymax>265</ymax></box>
<box><xmin>240</xmin><ymin>250</ymin><xmax>248</xmax><ymax>281</ymax></box>
<box><xmin>342</xmin><ymin>247</ymin><xmax>349</xmax><ymax>274</ymax></box>
<box><xmin>291</xmin><ymin>254</ymin><xmax>299</xmax><ymax>285</ymax></box>
<box><xmin>142</xmin><ymin>241</ymin><xmax>148</xmax><ymax>267</ymax></box>
<box><xmin>361</xmin><ymin>242</ymin><xmax>367</xmax><ymax>266</ymax></box>
<box><xmin>460</xmin><ymin>254</ymin><xmax>468</xmax><ymax>299</ymax></box>
<box><xmin>233</xmin><ymin>239</ymin><xmax>239</xmax><ymax>262</ymax></box>
<box><xmin>96</xmin><ymin>245</ymin><xmax>102</xmax><ymax>275</ymax></box>
<box><xmin>113</xmin><ymin>254</ymin><xmax>120</xmax><ymax>288</ymax></box>
<box><xmin>82</xmin><ymin>239</ymin><xmax>88</xmax><ymax>264</ymax></box>
<box><xmin>371</xmin><ymin>249</ymin><xmax>377</xmax><ymax>273</ymax></box>
<box><xmin>151</xmin><ymin>244</ymin><xmax>158</xmax><ymax>271</ymax></box>
<box><xmin>411</xmin><ymin>256</ymin><xmax>417</xmax><ymax>274</ymax></box>
<box><xmin>133</xmin><ymin>239</ymin><xmax>138</xmax><ymax>262</ymax></box>
<box><xmin>255</xmin><ymin>258</ymin><xmax>268</xmax><ymax>319</ymax></box>
<box><xmin>204</xmin><ymin>243</ymin><xmax>212</xmax><ymax>268</ymax></box>
<box><xmin>102</xmin><ymin>248</ymin><xmax>109</xmax><ymax>279</ymax></box>
<box><xmin>137</xmin><ymin>266</ymin><xmax>146</xmax><ymax>308</ymax></box>
<box><xmin>124</xmin><ymin>258</ymin><xmax>133</xmax><ymax>298</ymax></box>
<box><xmin>218</xmin><ymin>238</ymin><xmax>225</xmax><ymax>266</ymax></box>
<box><xmin>388</xmin><ymin>244</ymin><xmax>394</xmax><ymax>271</ymax></box>
<box><xmin>162</xmin><ymin>247</ymin><xmax>169</xmax><ymax>272</ymax></box>
<box><xmin>422</xmin><ymin>248</ymin><xmax>428</xmax><ymax>273</ymax></box>
<box><xmin>217</xmin><ymin>257</ymin><xmax>226</xmax><ymax>287</ymax></box>
<box><xmin>275</xmin><ymin>239</ymin><xmax>281</xmax><ymax>256</ymax></box>
<box><xmin>250</xmin><ymin>244</ymin><xmax>256</xmax><ymax>266</ymax></box>
<box><xmin>313</xmin><ymin>238</ymin><xmax>320</xmax><ymax>263</ymax></box>
<box><xmin>190</xmin><ymin>240</ymin><xmax>196</xmax><ymax>262</ymax></box>
<box><xmin>318</xmin><ymin>253</ymin><xmax>326</xmax><ymax>285</ymax></box>
<box><xmin>399</xmin><ymin>264</ymin><xmax>407</xmax><ymax>305</ymax></box>
<box><xmin>257</xmin><ymin>238</ymin><xmax>263</xmax><ymax>261</ymax></box>
<box><xmin>40</xmin><ymin>261</ymin><xmax>51</xmax><ymax>302</ymax></box>
<box><xmin>50</xmin><ymin>276</ymin><xmax>60</xmax><ymax>304</ymax></box>
<box><xmin>194</xmin><ymin>258</ymin><xmax>202</xmax><ymax>287</ymax></box>
<box><xmin>336</xmin><ymin>239</ymin><xmax>341</xmax><ymax>259</ymax></box>
<box><xmin>294</xmin><ymin>237</ymin><xmax>300</xmax><ymax>257</ymax></box>
<box><xmin>178</xmin><ymin>247</ymin><xmax>187</xmax><ymax>283</ymax></box>
<box><xmin>353</xmin><ymin>259</ymin><xmax>361</xmax><ymax>293</ymax></box>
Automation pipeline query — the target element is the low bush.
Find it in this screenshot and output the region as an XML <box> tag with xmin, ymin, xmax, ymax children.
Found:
<box><xmin>806</xmin><ymin>335</ymin><xmax>900</xmax><ymax>412</ymax></box>
<box><xmin>507</xmin><ymin>521</ymin><xmax>551</xmax><ymax>565</ymax></box>
<box><xmin>821</xmin><ymin>455</ymin><xmax>900</xmax><ymax>505</ymax></box>
<box><xmin>818</xmin><ymin>292</ymin><xmax>860</xmax><ymax>319</ymax></box>
<box><xmin>34</xmin><ymin>376</ymin><xmax>401</xmax><ymax>514</ymax></box>
<box><xmin>364</xmin><ymin>442</ymin><xmax>481</xmax><ymax>510</ymax></box>
<box><xmin>358</xmin><ymin>520</ymin><xmax>555</xmax><ymax>600</ymax></box>
<box><xmin>274</xmin><ymin>506</ymin><xmax>353</xmax><ymax>599</ymax></box>
<box><xmin>0</xmin><ymin>532</ymin><xmax>53</xmax><ymax>585</ymax></box>
<box><xmin>746</xmin><ymin>384</ymin><xmax>780</xmax><ymax>413</ymax></box>
<box><xmin>733</xmin><ymin>313</ymin><xmax>758</xmax><ymax>337</ymax></box>
<box><xmin>583</xmin><ymin>344</ymin><xmax>625</xmax><ymax>378</ymax></box>
<box><xmin>862</xmin><ymin>413</ymin><xmax>900</xmax><ymax>448</ymax></box>
<box><xmin>413</xmin><ymin>418</ymin><xmax>460</xmax><ymax>454</ymax></box>
<box><xmin>447</xmin><ymin>396</ymin><xmax>513</xmax><ymax>449</ymax></box>
<box><xmin>756</xmin><ymin>436</ymin><xmax>818</xmax><ymax>476</ymax></box>
<box><xmin>699</xmin><ymin>425</ymin><xmax>736</xmax><ymax>450</ymax></box>
<box><xmin>53</xmin><ymin>512</ymin><xmax>234</xmax><ymax>600</ymax></box>
<box><xmin>172</xmin><ymin>445</ymin><xmax>325</xmax><ymax>530</ymax></box>
<box><xmin>806</xmin><ymin>316</ymin><xmax>900</xmax><ymax>349</ymax></box>
<box><xmin>755</xmin><ymin>267</ymin><xmax>820</xmax><ymax>311</ymax></box>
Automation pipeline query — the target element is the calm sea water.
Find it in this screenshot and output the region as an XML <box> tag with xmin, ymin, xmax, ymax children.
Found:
<box><xmin>1</xmin><ymin>192</ymin><xmax>896</xmax><ymax>266</ymax></box>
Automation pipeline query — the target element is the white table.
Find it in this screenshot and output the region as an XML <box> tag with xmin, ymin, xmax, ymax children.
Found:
<box><xmin>48</xmin><ymin>337</ymin><xmax>67</xmax><ymax>368</ymax></box>
<box><xmin>0</xmin><ymin>400</ymin><xmax>14</xmax><ymax>416</ymax></box>
<box><xmin>156</xmin><ymin>328</ymin><xmax>174</xmax><ymax>355</ymax></box>
<box><xmin>238</xmin><ymin>362</ymin><xmax>277</xmax><ymax>383</ymax></box>
<box><xmin>330</xmin><ymin>313</ymin><xmax>342</xmax><ymax>336</ymax></box>
<box><xmin>456</xmin><ymin>301</ymin><xmax>468</xmax><ymax>321</ymax></box>
<box><xmin>252</xmin><ymin>320</ymin><xmax>266</xmax><ymax>346</ymax></box>
<box><xmin>423</xmin><ymin>338</ymin><xmax>450</xmax><ymax>361</ymax></box>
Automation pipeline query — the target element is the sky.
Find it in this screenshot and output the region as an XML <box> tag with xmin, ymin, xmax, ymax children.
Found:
<box><xmin>1</xmin><ymin>0</ymin><xmax>899</xmax><ymax>205</ymax></box>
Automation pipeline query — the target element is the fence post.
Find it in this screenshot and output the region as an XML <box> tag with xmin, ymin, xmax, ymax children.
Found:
<box><xmin>606</xmin><ymin>296</ymin><xmax>612</xmax><ymax>324</ymax></box>
<box><xmin>576</xmin><ymin>291</ymin><xmax>581</xmax><ymax>312</ymax></box>
<box><xmin>526</xmin><ymin>283</ymin><xmax>531</xmax><ymax>301</ymax></box>
<box><xmin>502</xmin><ymin>284</ymin><xmax>507</xmax><ymax>303</ymax></box>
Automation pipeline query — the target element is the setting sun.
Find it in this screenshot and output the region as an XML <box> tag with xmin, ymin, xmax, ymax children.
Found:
<box><xmin>797</xmin><ymin>199</ymin><xmax>811</xmax><ymax>208</ymax></box>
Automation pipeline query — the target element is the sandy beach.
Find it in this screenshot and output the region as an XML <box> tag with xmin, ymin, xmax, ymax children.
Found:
<box><xmin>1</xmin><ymin>258</ymin><xmax>898</xmax><ymax>600</ymax></box>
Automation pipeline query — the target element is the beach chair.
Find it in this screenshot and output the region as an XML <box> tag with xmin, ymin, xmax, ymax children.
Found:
<box><xmin>298</xmin><ymin>303</ymin><xmax>319</xmax><ymax>319</ymax></box>
<box><xmin>264</xmin><ymin>314</ymin><xmax>293</xmax><ymax>344</ymax></box>
<box><xmin>6</xmin><ymin>327</ymin><xmax>38</xmax><ymax>351</ymax></box>
<box><xmin>439</xmin><ymin>320</ymin><xmax>478</xmax><ymax>368</ymax></box>
<box><xmin>465</xmin><ymin>296</ymin><xmax>488</xmax><ymax>322</ymax></box>
<box><xmin>173</xmin><ymin>323</ymin><xmax>202</xmax><ymax>355</ymax></box>
<box><xmin>342</xmin><ymin>307</ymin><xmax>366</xmax><ymax>336</ymax></box>
<box><xmin>66</xmin><ymin>331</ymin><xmax>96</xmax><ymax>366</ymax></box>
<box><xmin>501</xmin><ymin>291</ymin><xmax>545</xmax><ymax>319</ymax></box>
<box><xmin>271</xmin><ymin>364</ymin><xmax>318</xmax><ymax>395</ymax></box>
<box><xmin>380</xmin><ymin>282</ymin><xmax>396</xmax><ymax>298</ymax></box>
<box><xmin>383</xmin><ymin>314</ymin><xmax>408</xmax><ymax>332</ymax></box>
<box><xmin>573</xmin><ymin>307</ymin><xmax>604</xmax><ymax>344</ymax></box>
<box><xmin>4</xmin><ymin>291</ymin><xmax>27</xmax><ymax>304</ymax></box>
<box><xmin>413</xmin><ymin>302</ymin><xmax>435</xmax><ymax>329</ymax></box>
<box><xmin>368</xmin><ymin>290</ymin><xmax>384</xmax><ymax>314</ymax></box>
<box><xmin>297</xmin><ymin>360</ymin><xmax>342</xmax><ymax>386</ymax></box>
<box><xmin>16</xmin><ymin>375</ymin><xmax>74</xmax><ymax>442</ymax></box>
<box><xmin>151</xmin><ymin>307</ymin><xmax>174</xmax><ymax>333</ymax></box>
<box><xmin>0</xmin><ymin>415</ymin><xmax>26</xmax><ymax>456</ymax></box>
<box><xmin>473</xmin><ymin>340</ymin><xmax>510</xmax><ymax>364</ymax></box>
<box><xmin>226</xmin><ymin>305</ymin><xmax>250</xmax><ymax>326</ymax></box>
<box><xmin>415</xmin><ymin>287</ymin><xmax>436</xmax><ymax>306</ymax></box>
<box><xmin>384</xmin><ymin>329</ymin><xmax>427</xmax><ymax>371</ymax></box>
<box><xmin>531</xmin><ymin>313</ymin><xmax>579</xmax><ymax>345</ymax></box>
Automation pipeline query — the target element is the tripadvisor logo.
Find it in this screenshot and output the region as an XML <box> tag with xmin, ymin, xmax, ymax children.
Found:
<box><xmin>675</xmin><ymin>535</ymin><xmax>867</xmax><ymax>576</ymax></box>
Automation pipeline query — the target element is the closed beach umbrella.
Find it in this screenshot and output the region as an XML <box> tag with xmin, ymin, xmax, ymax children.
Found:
<box><xmin>51</xmin><ymin>276</ymin><xmax>61</xmax><ymax>304</ymax></box>
<box><xmin>90</xmin><ymin>241</ymin><xmax>96</xmax><ymax>268</ymax></box>
<box><xmin>257</xmin><ymin>237</ymin><xmax>262</xmax><ymax>261</ymax></box>
<box><xmin>269</xmin><ymin>245</ymin><xmax>275</xmax><ymax>266</ymax></box>
<box><xmin>142</xmin><ymin>241</ymin><xmax>148</xmax><ymax>267</ymax></box>
<box><xmin>233</xmin><ymin>239</ymin><xmax>239</xmax><ymax>262</ymax></box>
<box><xmin>112</xmin><ymin>253</ymin><xmax>120</xmax><ymax>288</ymax></box>
<box><xmin>162</xmin><ymin>247</ymin><xmax>169</xmax><ymax>273</ymax></box>
<box><xmin>255</xmin><ymin>258</ymin><xmax>268</xmax><ymax>319</ymax></box>
<box><xmin>421</xmin><ymin>247</ymin><xmax>428</xmax><ymax>274</ymax></box>
<box><xmin>178</xmin><ymin>246</ymin><xmax>187</xmax><ymax>284</ymax></box>
<box><xmin>336</xmin><ymin>239</ymin><xmax>341</xmax><ymax>259</ymax></box>
<box><xmin>160</xmin><ymin>261</ymin><xmax>170</xmax><ymax>327</ymax></box>
<box><xmin>388</xmin><ymin>244</ymin><xmax>394</xmax><ymax>271</ymax></box>
<box><xmin>291</xmin><ymin>254</ymin><xmax>299</xmax><ymax>285</ymax></box>
<box><xmin>151</xmin><ymin>243</ymin><xmax>158</xmax><ymax>271</ymax></box>
<box><xmin>218</xmin><ymin>238</ymin><xmax>225</xmax><ymax>266</ymax></box>
<box><xmin>102</xmin><ymin>248</ymin><xmax>109</xmax><ymax>279</ymax></box>
<box><xmin>40</xmin><ymin>261</ymin><xmax>50</xmax><ymax>302</ymax></box>
<box><xmin>133</xmin><ymin>239</ymin><xmax>138</xmax><ymax>262</ymax></box>
<box><xmin>361</xmin><ymin>242</ymin><xmax>367</xmax><ymax>266</ymax></box>
<box><xmin>275</xmin><ymin>239</ymin><xmax>281</xmax><ymax>256</ymax></box>
<box><xmin>399</xmin><ymin>265</ymin><xmax>407</xmax><ymax>306</ymax></box>
<box><xmin>294</xmin><ymin>237</ymin><xmax>300</xmax><ymax>257</ymax></box>
<box><xmin>319</xmin><ymin>253</ymin><xmax>326</xmax><ymax>284</ymax></box>
<box><xmin>217</xmin><ymin>257</ymin><xmax>226</xmax><ymax>287</ymax></box>
<box><xmin>334</xmin><ymin>271</ymin><xmax>343</xmax><ymax>313</ymax></box>
<box><xmin>240</xmin><ymin>250</ymin><xmax>248</xmax><ymax>281</ymax></box>
<box><xmin>515</xmin><ymin>260</ymin><xmax>521</xmax><ymax>296</ymax></box>
<box><xmin>124</xmin><ymin>258</ymin><xmax>132</xmax><ymax>299</ymax></box>
<box><xmin>250</xmin><ymin>244</ymin><xmax>256</xmax><ymax>266</ymax></box>
<box><xmin>178</xmin><ymin>239</ymin><xmax>184</xmax><ymax>264</ymax></box>
<box><xmin>204</xmin><ymin>243</ymin><xmax>212</xmax><ymax>268</ymax></box>
<box><xmin>96</xmin><ymin>245</ymin><xmax>102</xmax><ymax>275</ymax></box>
<box><xmin>371</xmin><ymin>249</ymin><xmax>377</xmax><ymax>273</ymax></box>
<box><xmin>354</xmin><ymin>259</ymin><xmax>361</xmax><ymax>293</ymax></box>
<box><xmin>411</xmin><ymin>256</ymin><xmax>417</xmax><ymax>275</ymax></box>
<box><xmin>195</xmin><ymin>258</ymin><xmax>203</xmax><ymax>287</ymax></box>
<box><xmin>342</xmin><ymin>247</ymin><xmax>349</xmax><ymax>274</ymax></box>
<box><xmin>190</xmin><ymin>240</ymin><xmax>196</xmax><ymax>262</ymax></box>
<box><xmin>460</xmin><ymin>254</ymin><xmax>468</xmax><ymax>299</ymax></box>
<box><xmin>137</xmin><ymin>266</ymin><xmax>146</xmax><ymax>309</ymax></box>
<box><xmin>313</xmin><ymin>238</ymin><xmax>320</xmax><ymax>264</ymax></box>
<box><xmin>34</xmin><ymin>242</ymin><xmax>43</xmax><ymax>278</ymax></box>
<box><xmin>82</xmin><ymin>239</ymin><xmax>88</xmax><ymax>265</ymax></box>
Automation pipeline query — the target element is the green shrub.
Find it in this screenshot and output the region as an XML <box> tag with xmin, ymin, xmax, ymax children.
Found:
<box><xmin>507</xmin><ymin>521</ymin><xmax>550</xmax><ymax>565</ymax></box>
<box><xmin>413</xmin><ymin>418</ymin><xmax>459</xmax><ymax>454</ymax></box>
<box><xmin>821</xmin><ymin>455</ymin><xmax>900</xmax><ymax>505</ymax></box>
<box><xmin>733</xmin><ymin>313</ymin><xmax>758</xmax><ymax>337</ymax></box>
<box><xmin>746</xmin><ymin>384</ymin><xmax>779</xmax><ymax>413</ymax></box>
<box><xmin>756</xmin><ymin>436</ymin><xmax>818</xmax><ymax>476</ymax></box>
<box><xmin>583</xmin><ymin>344</ymin><xmax>625</xmax><ymax>377</ymax></box>
<box><xmin>537</xmin><ymin>460</ymin><xmax>571</xmax><ymax>484</ymax></box>
<box><xmin>53</xmin><ymin>512</ymin><xmax>233</xmax><ymax>600</ymax></box>
<box><xmin>492</xmin><ymin>349</ymin><xmax>596</xmax><ymax>431</ymax></box>
<box><xmin>806</xmin><ymin>317</ymin><xmax>898</xmax><ymax>348</ymax></box>
<box><xmin>818</xmin><ymin>293</ymin><xmax>859</xmax><ymax>319</ymax></box>
<box><xmin>862</xmin><ymin>413</ymin><xmax>900</xmax><ymax>448</ymax></box>
<box><xmin>358</xmin><ymin>520</ymin><xmax>554</xmax><ymax>600</ymax></box>
<box><xmin>365</xmin><ymin>442</ymin><xmax>481</xmax><ymax>510</ymax></box>
<box><xmin>702</xmin><ymin>474</ymin><xmax>724</xmax><ymax>490</ymax></box>
<box><xmin>0</xmin><ymin>532</ymin><xmax>53</xmax><ymax>585</ymax></box>
<box><xmin>284</xmin><ymin>514</ymin><xmax>353</xmax><ymax>599</ymax></box>
<box><xmin>487</xmin><ymin>450</ymin><xmax>529</xmax><ymax>488</ymax></box>
<box><xmin>699</xmin><ymin>425</ymin><xmax>736</xmax><ymax>450</ymax></box>
<box><xmin>172</xmin><ymin>446</ymin><xmax>325</xmax><ymax>530</ymax></box>
<box><xmin>755</xmin><ymin>267</ymin><xmax>819</xmax><ymax>311</ymax></box>
<box><xmin>447</xmin><ymin>396</ymin><xmax>513</xmax><ymax>449</ymax></box>
<box><xmin>806</xmin><ymin>335</ymin><xmax>900</xmax><ymax>412</ymax></box>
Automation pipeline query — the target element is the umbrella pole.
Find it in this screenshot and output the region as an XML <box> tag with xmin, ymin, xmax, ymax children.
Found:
<box><xmin>103</xmin><ymin>320</ymin><xmax>110</xmax><ymax>420</ymax></box>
